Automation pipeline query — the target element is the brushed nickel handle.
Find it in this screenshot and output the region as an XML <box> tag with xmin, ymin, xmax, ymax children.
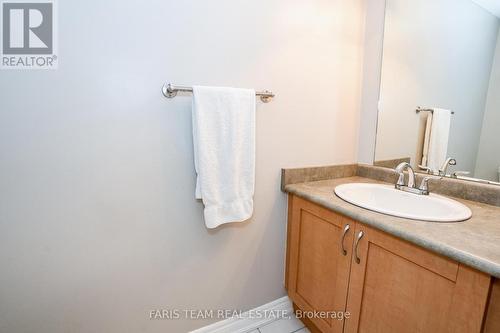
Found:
<box><xmin>354</xmin><ymin>231</ymin><xmax>364</xmax><ymax>264</ymax></box>
<box><xmin>340</xmin><ymin>224</ymin><xmax>350</xmax><ymax>256</ymax></box>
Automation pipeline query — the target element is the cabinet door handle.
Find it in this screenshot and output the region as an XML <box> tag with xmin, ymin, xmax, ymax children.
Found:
<box><xmin>354</xmin><ymin>231</ymin><xmax>364</xmax><ymax>264</ymax></box>
<box><xmin>340</xmin><ymin>224</ymin><xmax>350</xmax><ymax>256</ymax></box>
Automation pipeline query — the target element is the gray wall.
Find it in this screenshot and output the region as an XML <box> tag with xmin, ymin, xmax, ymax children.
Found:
<box><xmin>375</xmin><ymin>0</ymin><xmax>499</xmax><ymax>172</ymax></box>
<box><xmin>476</xmin><ymin>30</ymin><xmax>500</xmax><ymax>181</ymax></box>
<box><xmin>0</xmin><ymin>1</ymin><xmax>365</xmax><ymax>332</ymax></box>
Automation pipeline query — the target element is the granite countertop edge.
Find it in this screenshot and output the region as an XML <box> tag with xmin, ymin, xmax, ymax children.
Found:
<box><xmin>285</xmin><ymin>180</ymin><xmax>500</xmax><ymax>279</ymax></box>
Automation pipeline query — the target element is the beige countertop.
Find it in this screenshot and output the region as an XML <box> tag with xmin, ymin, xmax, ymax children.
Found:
<box><xmin>285</xmin><ymin>176</ymin><xmax>500</xmax><ymax>278</ymax></box>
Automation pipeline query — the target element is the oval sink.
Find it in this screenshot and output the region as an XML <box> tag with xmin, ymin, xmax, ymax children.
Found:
<box><xmin>334</xmin><ymin>183</ymin><xmax>472</xmax><ymax>222</ymax></box>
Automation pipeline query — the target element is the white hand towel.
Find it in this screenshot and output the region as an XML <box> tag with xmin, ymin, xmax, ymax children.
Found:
<box><xmin>427</xmin><ymin>108</ymin><xmax>452</xmax><ymax>172</ymax></box>
<box><xmin>192</xmin><ymin>86</ymin><xmax>256</xmax><ymax>229</ymax></box>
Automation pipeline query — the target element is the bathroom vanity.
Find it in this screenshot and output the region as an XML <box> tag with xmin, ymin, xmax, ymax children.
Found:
<box><xmin>282</xmin><ymin>166</ymin><xmax>500</xmax><ymax>333</ymax></box>
<box><xmin>279</xmin><ymin>0</ymin><xmax>500</xmax><ymax>330</ymax></box>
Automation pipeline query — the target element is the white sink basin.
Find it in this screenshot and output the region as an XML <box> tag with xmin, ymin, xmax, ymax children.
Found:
<box><xmin>334</xmin><ymin>183</ymin><xmax>472</xmax><ymax>222</ymax></box>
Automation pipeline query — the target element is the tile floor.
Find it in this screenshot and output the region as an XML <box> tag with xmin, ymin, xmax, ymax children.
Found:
<box><xmin>251</xmin><ymin>316</ymin><xmax>310</xmax><ymax>333</ymax></box>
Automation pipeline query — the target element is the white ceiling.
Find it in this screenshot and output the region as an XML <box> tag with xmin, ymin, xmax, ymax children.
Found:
<box><xmin>471</xmin><ymin>0</ymin><xmax>500</xmax><ymax>18</ymax></box>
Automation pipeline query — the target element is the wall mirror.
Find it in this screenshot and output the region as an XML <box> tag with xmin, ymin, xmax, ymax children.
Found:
<box><xmin>374</xmin><ymin>0</ymin><xmax>500</xmax><ymax>185</ymax></box>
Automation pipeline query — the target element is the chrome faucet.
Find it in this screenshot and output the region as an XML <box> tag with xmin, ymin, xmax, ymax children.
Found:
<box><xmin>394</xmin><ymin>162</ymin><xmax>431</xmax><ymax>195</ymax></box>
<box><xmin>439</xmin><ymin>158</ymin><xmax>456</xmax><ymax>176</ymax></box>
<box><xmin>419</xmin><ymin>158</ymin><xmax>457</xmax><ymax>176</ymax></box>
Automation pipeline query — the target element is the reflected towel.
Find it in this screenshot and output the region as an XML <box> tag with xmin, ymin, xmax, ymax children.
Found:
<box><xmin>426</xmin><ymin>108</ymin><xmax>452</xmax><ymax>171</ymax></box>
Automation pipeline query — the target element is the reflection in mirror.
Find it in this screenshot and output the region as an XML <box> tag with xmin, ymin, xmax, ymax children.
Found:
<box><xmin>374</xmin><ymin>0</ymin><xmax>500</xmax><ymax>184</ymax></box>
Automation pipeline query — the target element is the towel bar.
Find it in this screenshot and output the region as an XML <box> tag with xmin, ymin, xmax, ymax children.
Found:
<box><xmin>162</xmin><ymin>83</ymin><xmax>275</xmax><ymax>103</ymax></box>
<box><xmin>416</xmin><ymin>106</ymin><xmax>455</xmax><ymax>115</ymax></box>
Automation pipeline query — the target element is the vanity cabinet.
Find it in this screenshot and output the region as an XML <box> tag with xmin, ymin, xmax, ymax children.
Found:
<box><xmin>286</xmin><ymin>195</ymin><xmax>493</xmax><ymax>333</ymax></box>
<box><xmin>286</xmin><ymin>195</ymin><xmax>354</xmax><ymax>333</ymax></box>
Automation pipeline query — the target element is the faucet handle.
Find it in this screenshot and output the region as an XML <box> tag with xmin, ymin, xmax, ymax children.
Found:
<box><xmin>418</xmin><ymin>176</ymin><xmax>433</xmax><ymax>195</ymax></box>
<box><xmin>396</xmin><ymin>173</ymin><xmax>405</xmax><ymax>186</ymax></box>
<box><xmin>418</xmin><ymin>165</ymin><xmax>433</xmax><ymax>174</ymax></box>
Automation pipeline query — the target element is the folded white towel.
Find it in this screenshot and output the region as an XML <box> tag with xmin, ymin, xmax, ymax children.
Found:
<box><xmin>192</xmin><ymin>86</ymin><xmax>256</xmax><ymax>229</ymax></box>
<box><xmin>426</xmin><ymin>108</ymin><xmax>452</xmax><ymax>172</ymax></box>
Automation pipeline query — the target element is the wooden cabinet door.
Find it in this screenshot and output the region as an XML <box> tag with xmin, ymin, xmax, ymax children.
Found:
<box><xmin>484</xmin><ymin>279</ymin><xmax>500</xmax><ymax>333</ymax></box>
<box><xmin>344</xmin><ymin>223</ymin><xmax>491</xmax><ymax>333</ymax></box>
<box><xmin>287</xmin><ymin>195</ymin><xmax>355</xmax><ymax>333</ymax></box>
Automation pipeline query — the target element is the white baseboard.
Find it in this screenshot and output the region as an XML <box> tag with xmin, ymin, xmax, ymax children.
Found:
<box><xmin>189</xmin><ymin>296</ymin><xmax>293</xmax><ymax>333</ymax></box>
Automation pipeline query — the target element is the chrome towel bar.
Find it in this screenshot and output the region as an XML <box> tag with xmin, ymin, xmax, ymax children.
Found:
<box><xmin>162</xmin><ymin>83</ymin><xmax>275</xmax><ymax>103</ymax></box>
<box><xmin>416</xmin><ymin>106</ymin><xmax>455</xmax><ymax>115</ymax></box>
